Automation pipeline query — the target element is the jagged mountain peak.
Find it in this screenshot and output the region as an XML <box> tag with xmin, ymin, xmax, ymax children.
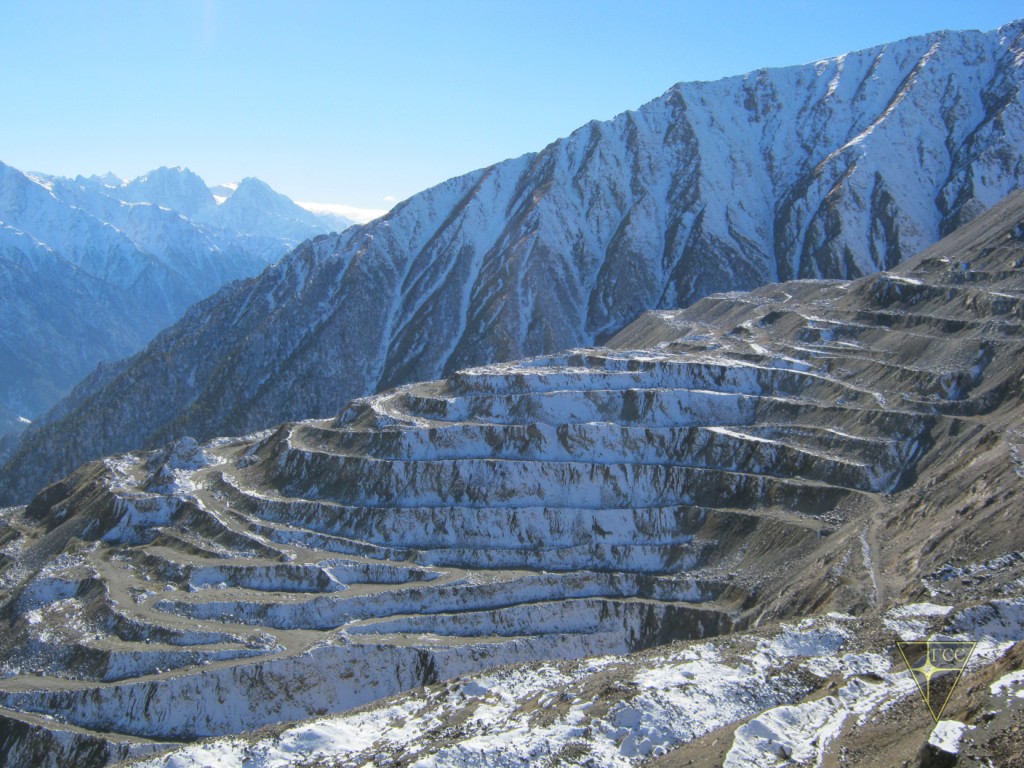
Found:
<box><xmin>131</xmin><ymin>164</ymin><xmax>197</xmax><ymax>182</ymax></box>
<box><xmin>219</xmin><ymin>176</ymin><xmax>299</xmax><ymax>212</ymax></box>
<box><xmin>91</xmin><ymin>171</ymin><xmax>124</xmax><ymax>187</ymax></box>
<box><xmin>204</xmin><ymin>174</ymin><xmax>349</xmax><ymax>246</ymax></box>
<box><xmin>999</xmin><ymin>15</ymin><xmax>1024</xmax><ymax>35</ymax></box>
<box><xmin>0</xmin><ymin>159</ymin><xmax>353</xmax><ymax>453</ymax></box>
<box><xmin>234</xmin><ymin>175</ymin><xmax>273</xmax><ymax>190</ymax></box>
<box><xmin>121</xmin><ymin>165</ymin><xmax>216</xmax><ymax>217</ymax></box>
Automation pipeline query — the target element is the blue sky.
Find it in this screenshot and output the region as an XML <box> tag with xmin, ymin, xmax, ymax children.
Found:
<box><xmin>0</xmin><ymin>1</ymin><xmax>1020</xmax><ymax>214</ymax></box>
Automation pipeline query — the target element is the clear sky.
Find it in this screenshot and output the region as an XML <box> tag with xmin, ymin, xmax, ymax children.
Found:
<box><xmin>0</xmin><ymin>1</ymin><xmax>1020</xmax><ymax>215</ymax></box>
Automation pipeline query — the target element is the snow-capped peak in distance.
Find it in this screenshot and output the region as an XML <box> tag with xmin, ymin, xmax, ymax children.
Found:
<box><xmin>204</xmin><ymin>176</ymin><xmax>356</xmax><ymax>243</ymax></box>
<box><xmin>0</xmin><ymin>160</ymin><xmax>355</xmax><ymax>452</ymax></box>
<box><xmin>120</xmin><ymin>165</ymin><xmax>216</xmax><ymax>218</ymax></box>
<box><xmin>208</xmin><ymin>181</ymin><xmax>239</xmax><ymax>204</ymax></box>
<box><xmin>212</xmin><ymin>183</ymin><xmax>374</xmax><ymax>225</ymax></box>
<box><xmin>91</xmin><ymin>171</ymin><xmax>125</xmax><ymax>188</ymax></box>
<box><xmin>220</xmin><ymin>176</ymin><xmax>305</xmax><ymax>214</ymax></box>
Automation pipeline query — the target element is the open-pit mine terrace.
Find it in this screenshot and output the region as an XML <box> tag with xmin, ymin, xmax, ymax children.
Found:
<box><xmin>1</xmin><ymin>192</ymin><xmax>1023</xmax><ymax>763</ymax></box>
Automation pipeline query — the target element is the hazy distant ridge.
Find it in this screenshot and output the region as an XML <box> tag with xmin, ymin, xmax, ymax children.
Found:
<box><xmin>0</xmin><ymin>163</ymin><xmax>353</xmax><ymax>446</ymax></box>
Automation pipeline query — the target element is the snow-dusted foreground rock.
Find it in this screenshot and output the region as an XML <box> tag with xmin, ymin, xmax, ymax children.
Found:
<box><xmin>1</xmin><ymin>191</ymin><xmax>1024</xmax><ymax>765</ymax></box>
<box><xmin>127</xmin><ymin>601</ymin><xmax>1024</xmax><ymax>768</ymax></box>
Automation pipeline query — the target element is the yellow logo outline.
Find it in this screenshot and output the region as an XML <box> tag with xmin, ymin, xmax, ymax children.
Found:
<box><xmin>897</xmin><ymin>640</ymin><xmax>976</xmax><ymax>722</ymax></box>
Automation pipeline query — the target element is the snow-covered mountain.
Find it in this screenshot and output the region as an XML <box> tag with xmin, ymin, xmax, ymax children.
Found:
<box><xmin>116</xmin><ymin>166</ymin><xmax>217</xmax><ymax>218</ymax></box>
<box><xmin>1</xmin><ymin>186</ymin><xmax>1023</xmax><ymax>766</ymax></box>
<box><xmin>3</xmin><ymin>22</ymin><xmax>1024</xmax><ymax>504</ymax></box>
<box><xmin>208</xmin><ymin>177</ymin><xmax>353</xmax><ymax>255</ymax></box>
<box><xmin>0</xmin><ymin>163</ymin><xmax>354</xmax><ymax>447</ymax></box>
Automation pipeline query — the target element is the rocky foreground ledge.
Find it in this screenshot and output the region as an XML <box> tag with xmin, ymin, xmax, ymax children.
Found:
<box><xmin>130</xmin><ymin>599</ymin><xmax>1024</xmax><ymax>767</ymax></box>
<box><xmin>1</xmin><ymin>192</ymin><xmax>1024</xmax><ymax>765</ymax></box>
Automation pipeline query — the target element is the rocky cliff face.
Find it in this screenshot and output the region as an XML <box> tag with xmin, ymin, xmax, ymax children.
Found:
<box><xmin>4</xmin><ymin>22</ymin><xmax>1023</xmax><ymax>505</ymax></box>
<box><xmin>1</xmin><ymin>188</ymin><xmax>1022</xmax><ymax>764</ymax></box>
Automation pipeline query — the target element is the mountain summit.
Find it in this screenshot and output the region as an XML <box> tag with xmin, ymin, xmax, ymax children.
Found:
<box><xmin>2</xmin><ymin>22</ymin><xmax>1023</xmax><ymax>505</ymax></box>
<box><xmin>118</xmin><ymin>166</ymin><xmax>217</xmax><ymax>218</ymax></box>
<box><xmin>210</xmin><ymin>177</ymin><xmax>344</xmax><ymax>244</ymax></box>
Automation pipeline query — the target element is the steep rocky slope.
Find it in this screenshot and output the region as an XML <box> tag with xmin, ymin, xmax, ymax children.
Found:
<box><xmin>129</xmin><ymin>605</ymin><xmax>1024</xmax><ymax>768</ymax></box>
<box><xmin>0</xmin><ymin>163</ymin><xmax>352</xmax><ymax>447</ymax></box>
<box><xmin>4</xmin><ymin>20</ymin><xmax>1023</xmax><ymax>506</ymax></box>
<box><xmin>1</xmin><ymin>187</ymin><xmax>1022</xmax><ymax>767</ymax></box>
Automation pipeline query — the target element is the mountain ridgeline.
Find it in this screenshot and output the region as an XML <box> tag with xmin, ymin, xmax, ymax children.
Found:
<box><xmin>3</xmin><ymin>22</ymin><xmax>1024</xmax><ymax>504</ymax></box>
<box><xmin>0</xmin><ymin>164</ymin><xmax>353</xmax><ymax>453</ymax></box>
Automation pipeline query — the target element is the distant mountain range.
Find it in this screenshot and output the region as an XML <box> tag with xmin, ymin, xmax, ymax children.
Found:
<box><xmin>0</xmin><ymin>163</ymin><xmax>353</xmax><ymax>450</ymax></box>
<box><xmin>2</xmin><ymin>21</ymin><xmax>1023</xmax><ymax>504</ymax></box>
